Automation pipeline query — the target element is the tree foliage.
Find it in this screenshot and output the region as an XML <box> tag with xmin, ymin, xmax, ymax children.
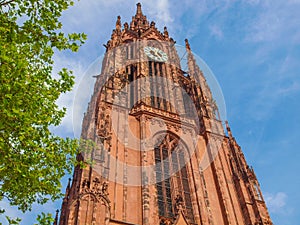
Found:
<box><xmin>0</xmin><ymin>0</ymin><xmax>86</xmax><ymax>223</ymax></box>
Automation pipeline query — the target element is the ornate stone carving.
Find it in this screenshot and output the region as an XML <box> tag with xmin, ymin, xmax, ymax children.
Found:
<box><xmin>160</xmin><ymin>217</ymin><xmax>173</xmax><ymax>225</ymax></box>
<box><xmin>175</xmin><ymin>194</ymin><xmax>184</xmax><ymax>213</ymax></box>
<box><xmin>80</xmin><ymin>178</ymin><xmax>111</xmax><ymax>206</ymax></box>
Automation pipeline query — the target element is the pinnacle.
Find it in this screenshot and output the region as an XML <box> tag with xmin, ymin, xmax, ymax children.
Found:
<box><xmin>130</xmin><ymin>2</ymin><xmax>149</xmax><ymax>32</ymax></box>
<box><xmin>136</xmin><ymin>2</ymin><xmax>143</xmax><ymax>15</ymax></box>
<box><xmin>116</xmin><ymin>15</ymin><xmax>121</xmax><ymax>31</ymax></box>
<box><xmin>185</xmin><ymin>39</ymin><xmax>191</xmax><ymax>51</ymax></box>
<box><xmin>225</xmin><ymin>121</ymin><xmax>233</xmax><ymax>138</ymax></box>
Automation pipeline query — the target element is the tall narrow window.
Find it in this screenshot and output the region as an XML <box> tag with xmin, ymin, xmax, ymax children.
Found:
<box><xmin>149</xmin><ymin>61</ymin><xmax>153</xmax><ymax>76</ymax></box>
<box><xmin>128</xmin><ymin>65</ymin><xmax>135</xmax><ymax>108</ymax></box>
<box><xmin>126</xmin><ymin>45</ymin><xmax>129</xmax><ymax>59</ymax></box>
<box><xmin>130</xmin><ymin>44</ymin><xmax>134</xmax><ymax>59</ymax></box>
<box><xmin>182</xmin><ymin>85</ymin><xmax>194</xmax><ymax>117</ymax></box>
<box><xmin>154</xmin><ymin>133</ymin><xmax>195</xmax><ymax>223</ymax></box>
<box><xmin>149</xmin><ymin>61</ymin><xmax>156</xmax><ymax>107</ymax></box>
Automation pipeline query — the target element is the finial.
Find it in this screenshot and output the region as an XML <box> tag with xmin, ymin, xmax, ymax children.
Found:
<box><xmin>136</xmin><ymin>2</ymin><xmax>142</xmax><ymax>15</ymax></box>
<box><xmin>185</xmin><ymin>39</ymin><xmax>191</xmax><ymax>51</ymax></box>
<box><xmin>116</xmin><ymin>15</ymin><xmax>121</xmax><ymax>31</ymax></box>
<box><xmin>150</xmin><ymin>21</ymin><xmax>155</xmax><ymax>28</ymax></box>
<box><xmin>124</xmin><ymin>22</ymin><xmax>129</xmax><ymax>30</ymax></box>
<box><xmin>164</xmin><ymin>26</ymin><xmax>169</xmax><ymax>37</ymax></box>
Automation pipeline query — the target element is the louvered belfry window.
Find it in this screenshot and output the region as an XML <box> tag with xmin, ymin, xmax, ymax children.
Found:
<box><xmin>154</xmin><ymin>133</ymin><xmax>195</xmax><ymax>223</ymax></box>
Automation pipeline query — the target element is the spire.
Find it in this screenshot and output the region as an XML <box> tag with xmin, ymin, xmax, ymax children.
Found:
<box><xmin>136</xmin><ymin>2</ymin><xmax>143</xmax><ymax>15</ymax></box>
<box><xmin>53</xmin><ymin>209</ymin><xmax>59</xmax><ymax>225</ymax></box>
<box><xmin>116</xmin><ymin>15</ymin><xmax>121</xmax><ymax>31</ymax></box>
<box><xmin>184</xmin><ymin>38</ymin><xmax>216</xmax><ymax>117</ymax></box>
<box><xmin>185</xmin><ymin>38</ymin><xmax>195</xmax><ymax>77</ymax></box>
<box><xmin>130</xmin><ymin>2</ymin><xmax>149</xmax><ymax>32</ymax></box>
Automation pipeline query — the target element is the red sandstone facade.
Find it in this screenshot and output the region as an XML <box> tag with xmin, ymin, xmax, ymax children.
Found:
<box><xmin>56</xmin><ymin>3</ymin><xmax>273</xmax><ymax>225</ymax></box>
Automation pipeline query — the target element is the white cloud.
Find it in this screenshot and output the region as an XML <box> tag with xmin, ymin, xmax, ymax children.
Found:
<box><xmin>245</xmin><ymin>1</ymin><xmax>300</xmax><ymax>44</ymax></box>
<box><xmin>264</xmin><ymin>192</ymin><xmax>290</xmax><ymax>214</ymax></box>
<box><xmin>279</xmin><ymin>54</ymin><xmax>299</xmax><ymax>74</ymax></box>
<box><xmin>155</xmin><ymin>0</ymin><xmax>173</xmax><ymax>24</ymax></box>
<box><xmin>244</xmin><ymin>79</ymin><xmax>299</xmax><ymax>121</ymax></box>
<box><xmin>52</xmin><ymin>54</ymin><xmax>84</xmax><ymax>130</ymax></box>
<box><xmin>277</xmin><ymin>82</ymin><xmax>300</xmax><ymax>95</ymax></box>
<box><xmin>61</xmin><ymin>0</ymin><xmax>175</xmax><ymax>36</ymax></box>
<box><xmin>52</xmin><ymin>54</ymin><xmax>103</xmax><ymax>138</ymax></box>
<box><xmin>209</xmin><ymin>24</ymin><xmax>224</xmax><ymax>39</ymax></box>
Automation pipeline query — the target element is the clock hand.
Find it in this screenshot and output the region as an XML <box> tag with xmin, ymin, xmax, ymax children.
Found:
<box><xmin>153</xmin><ymin>49</ymin><xmax>162</xmax><ymax>58</ymax></box>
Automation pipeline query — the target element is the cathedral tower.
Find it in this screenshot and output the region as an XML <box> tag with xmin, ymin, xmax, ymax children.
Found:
<box><xmin>57</xmin><ymin>3</ymin><xmax>273</xmax><ymax>225</ymax></box>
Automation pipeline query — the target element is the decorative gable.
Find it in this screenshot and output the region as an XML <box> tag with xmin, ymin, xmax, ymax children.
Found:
<box><xmin>173</xmin><ymin>211</ymin><xmax>190</xmax><ymax>225</ymax></box>
<box><xmin>140</xmin><ymin>26</ymin><xmax>166</xmax><ymax>41</ymax></box>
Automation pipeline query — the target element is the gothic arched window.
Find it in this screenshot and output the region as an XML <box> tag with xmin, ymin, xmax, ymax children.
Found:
<box><xmin>154</xmin><ymin>133</ymin><xmax>195</xmax><ymax>223</ymax></box>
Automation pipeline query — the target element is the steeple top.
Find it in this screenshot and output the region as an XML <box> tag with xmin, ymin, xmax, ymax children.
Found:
<box><xmin>136</xmin><ymin>2</ymin><xmax>143</xmax><ymax>15</ymax></box>
<box><xmin>106</xmin><ymin>3</ymin><xmax>174</xmax><ymax>49</ymax></box>
<box><xmin>129</xmin><ymin>3</ymin><xmax>149</xmax><ymax>32</ymax></box>
<box><xmin>116</xmin><ymin>15</ymin><xmax>121</xmax><ymax>31</ymax></box>
<box><xmin>185</xmin><ymin>39</ymin><xmax>191</xmax><ymax>51</ymax></box>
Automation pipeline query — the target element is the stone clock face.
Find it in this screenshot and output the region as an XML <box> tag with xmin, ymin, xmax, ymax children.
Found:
<box><xmin>144</xmin><ymin>46</ymin><xmax>168</xmax><ymax>62</ymax></box>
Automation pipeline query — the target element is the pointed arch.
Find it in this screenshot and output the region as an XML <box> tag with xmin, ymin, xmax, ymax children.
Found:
<box><xmin>153</xmin><ymin>132</ymin><xmax>195</xmax><ymax>224</ymax></box>
<box><xmin>66</xmin><ymin>192</ymin><xmax>111</xmax><ymax>225</ymax></box>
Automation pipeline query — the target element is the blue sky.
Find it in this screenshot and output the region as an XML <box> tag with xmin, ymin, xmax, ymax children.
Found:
<box><xmin>1</xmin><ymin>0</ymin><xmax>300</xmax><ymax>224</ymax></box>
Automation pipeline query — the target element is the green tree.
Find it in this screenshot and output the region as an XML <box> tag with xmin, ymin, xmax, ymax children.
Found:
<box><xmin>0</xmin><ymin>0</ymin><xmax>86</xmax><ymax>223</ymax></box>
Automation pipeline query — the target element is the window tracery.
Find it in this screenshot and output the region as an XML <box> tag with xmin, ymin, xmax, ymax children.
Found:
<box><xmin>154</xmin><ymin>133</ymin><xmax>195</xmax><ymax>223</ymax></box>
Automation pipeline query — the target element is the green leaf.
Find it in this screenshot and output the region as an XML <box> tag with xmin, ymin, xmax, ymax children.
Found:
<box><xmin>0</xmin><ymin>0</ymin><xmax>85</xmax><ymax>223</ymax></box>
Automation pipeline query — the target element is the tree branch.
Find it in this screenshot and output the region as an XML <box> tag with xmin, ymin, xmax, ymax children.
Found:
<box><xmin>0</xmin><ymin>0</ymin><xmax>16</xmax><ymax>7</ymax></box>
